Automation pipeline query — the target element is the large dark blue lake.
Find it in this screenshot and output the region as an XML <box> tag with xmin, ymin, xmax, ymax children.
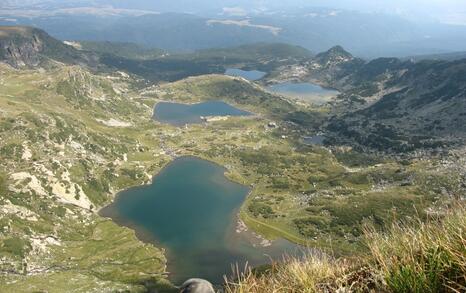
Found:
<box><xmin>100</xmin><ymin>157</ymin><xmax>300</xmax><ymax>284</ymax></box>
<box><xmin>225</xmin><ymin>68</ymin><xmax>266</xmax><ymax>81</ymax></box>
<box><xmin>153</xmin><ymin>101</ymin><xmax>251</xmax><ymax>126</ymax></box>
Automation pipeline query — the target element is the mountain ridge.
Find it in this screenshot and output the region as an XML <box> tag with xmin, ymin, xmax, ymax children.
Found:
<box><xmin>3</xmin><ymin>8</ymin><xmax>466</xmax><ymax>57</ymax></box>
<box><xmin>270</xmin><ymin>44</ymin><xmax>466</xmax><ymax>150</ymax></box>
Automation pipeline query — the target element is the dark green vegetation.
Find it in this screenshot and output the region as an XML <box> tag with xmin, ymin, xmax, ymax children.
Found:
<box><xmin>407</xmin><ymin>50</ymin><xmax>466</xmax><ymax>62</ymax></box>
<box><xmin>77</xmin><ymin>41</ymin><xmax>166</xmax><ymax>60</ymax></box>
<box><xmin>100</xmin><ymin>42</ymin><xmax>312</xmax><ymax>82</ymax></box>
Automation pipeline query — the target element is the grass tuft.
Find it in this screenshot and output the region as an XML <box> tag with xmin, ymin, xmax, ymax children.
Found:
<box><xmin>366</xmin><ymin>204</ymin><xmax>466</xmax><ymax>293</ymax></box>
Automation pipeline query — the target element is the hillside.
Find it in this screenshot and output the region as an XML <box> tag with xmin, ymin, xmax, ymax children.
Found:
<box><xmin>270</xmin><ymin>45</ymin><xmax>466</xmax><ymax>151</ymax></box>
<box><xmin>74</xmin><ymin>41</ymin><xmax>167</xmax><ymax>60</ymax></box>
<box><xmin>194</xmin><ymin>43</ymin><xmax>313</xmax><ymax>63</ymax></box>
<box><xmin>407</xmin><ymin>51</ymin><xmax>466</xmax><ymax>62</ymax></box>
<box><xmin>0</xmin><ymin>63</ymin><xmax>171</xmax><ymax>292</ymax></box>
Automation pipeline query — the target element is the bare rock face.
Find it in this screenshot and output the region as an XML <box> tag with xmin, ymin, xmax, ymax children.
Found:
<box><xmin>0</xmin><ymin>27</ymin><xmax>44</xmax><ymax>67</ymax></box>
<box><xmin>0</xmin><ymin>26</ymin><xmax>99</xmax><ymax>68</ymax></box>
<box><xmin>179</xmin><ymin>279</ymin><xmax>215</xmax><ymax>293</ymax></box>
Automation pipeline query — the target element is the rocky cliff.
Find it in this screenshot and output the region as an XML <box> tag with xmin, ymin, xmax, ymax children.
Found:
<box><xmin>0</xmin><ymin>26</ymin><xmax>97</xmax><ymax>68</ymax></box>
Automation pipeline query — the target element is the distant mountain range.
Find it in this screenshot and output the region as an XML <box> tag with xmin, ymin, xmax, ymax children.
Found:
<box><xmin>406</xmin><ymin>51</ymin><xmax>466</xmax><ymax>62</ymax></box>
<box><xmin>2</xmin><ymin>6</ymin><xmax>466</xmax><ymax>58</ymax></box>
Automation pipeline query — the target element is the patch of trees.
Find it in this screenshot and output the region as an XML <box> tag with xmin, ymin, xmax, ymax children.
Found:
<box><xmin>248</xmin><ymin>200</ymin><xmax>276</xmax><ymax>219</ymax></box>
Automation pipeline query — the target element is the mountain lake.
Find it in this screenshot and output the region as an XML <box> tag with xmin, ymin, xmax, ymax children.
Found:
<box><xmin>268</xmin><ymin>82</ymin><xmax>339</xmax><ymax>105</ymax></box>
<box><xmin>153</xmin><ymin>101</ymin><xmax>251</xmax><ymax>126</ymax></box>
<box><xmin>100</xmin><ymin>156</ymin><xmax>302</xmax><ymax>284</ymax></box>
<box><xmin>225</xmin><ymin>68</ymin><xmax>266</xmax><ymax>81</ymax></box>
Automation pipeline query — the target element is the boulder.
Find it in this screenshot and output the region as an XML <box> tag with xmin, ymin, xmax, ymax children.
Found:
<box><xmin>179</xmin><ymin>278</ymin><xmax>215</xmax><ymax>293</ymax></box>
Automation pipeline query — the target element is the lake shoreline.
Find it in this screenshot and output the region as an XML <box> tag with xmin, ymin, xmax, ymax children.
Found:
<box><xmin>99</xmin><ymin>156</ymin><xmax>251</xmax><ymax>283</ymax></box>
<box><xmin>99</xmin><ymin>155</ymin><xmax>304</xmax><ymax>284</ymax></box>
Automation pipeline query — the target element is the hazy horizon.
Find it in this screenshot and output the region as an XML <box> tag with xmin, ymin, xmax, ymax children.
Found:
<box><xmin>2</xmin><ymin>0</ymin><xmax>466</xmax><ymax>58</ymax></box>
<box><xmin>1</xmin><ymin>0</ymin><xmax>466</xmax><ymax>25</ymax></box>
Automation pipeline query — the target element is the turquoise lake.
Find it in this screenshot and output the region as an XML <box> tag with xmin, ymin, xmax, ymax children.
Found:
<box><xmin>268</xmin><ymin>82</ymin><xmax>339</xmax><ymax>104</ymax></box>
<box><xmin>100</xmin><ymin>157</ymin><xmax>301</xmax><ymax>284</ymax></box>
<box><xmin>225</xmin><ymin>68</ymin><xmax>266</xmax><ymax>81</ymax></box>
<box><xmin>153</xmin><ymin>101</ymin><xmax>251</xmax><ymax>126</ymax></box>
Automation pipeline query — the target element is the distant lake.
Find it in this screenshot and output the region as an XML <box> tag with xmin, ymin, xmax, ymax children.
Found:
<box><xmin>303</xmin><ymin>135</ymin><xmax>325</xmax><ymax>145</ymax></box>
<box><xmin>153</xmin><ymin>101</ymin><xmax>251</xmax><ymax>126</ymax></box>
<box><xmin>101</xmin><ymin>157</ymin><xmax>301</xmax><ymax>284</ymax></box>
<box><xmin>225</xmin><ymin>68</ymin><xmax>266</xmax><ymax>81</ymax></box>
<box><xmin>268</xmin><ymin>82</ymin><xmax>339</xmax><ymax>105</ymax></box>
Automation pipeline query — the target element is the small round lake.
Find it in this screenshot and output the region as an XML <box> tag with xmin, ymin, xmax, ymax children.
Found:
<box><xmin>268</xmin><ymin>82</ymin><xmax>339</xmax><ymax>105</ymax></box>
<box><xmin>303</xmin><ymin>135</ymin><xmax>326</xmax><ymax>146</ymax></box>
<box><xmin>100</xmin><ymin>157</ymin><xmax>301</xmax><ymax>284</ymax></box>
<box><xmin>153</xmin><ymin>101</ymin><xmax>251</xmax><ymax>126</ymax></box>
<box><xmin>225</xmin><ymin>68</ymin><xmax>266</xmax><ymax>81</ymax></box>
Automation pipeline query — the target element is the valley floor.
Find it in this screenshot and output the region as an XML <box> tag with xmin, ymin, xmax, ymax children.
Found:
<box><xmin>0</xmin><ymin>64</ymin><xmax>464</xmax><ymax>292</ymax></box>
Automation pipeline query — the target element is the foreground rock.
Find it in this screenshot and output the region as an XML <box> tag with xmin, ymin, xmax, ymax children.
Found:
<box><xmin>180</xmin><ymin>279</ymin><xmax>215</xmax><ymax>293</ymax></box>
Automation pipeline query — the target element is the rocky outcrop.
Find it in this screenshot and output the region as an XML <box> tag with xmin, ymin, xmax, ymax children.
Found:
<box><xmin>0</xmin><ymin>26</ymin><xmax>98</xmax><ymax>68</ymax></box>
<box><xmin>0</xmin><ymin>27</ymin><xmax>44</xmax><ymax>67</ymax></box>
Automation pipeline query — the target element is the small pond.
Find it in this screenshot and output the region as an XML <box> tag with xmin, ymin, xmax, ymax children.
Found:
<box><xmin>268</xmin><ymin>82</ymin><xmax>339</xmax><ymax>104</ymax></box>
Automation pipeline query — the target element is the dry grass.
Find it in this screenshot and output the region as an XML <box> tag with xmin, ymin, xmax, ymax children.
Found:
<box><xmin>366</xmin><ymin>205</ymin><xmax>466</xmax><ymax>293</ymax></box>
<box><xmin>225</xmin><ymin>204</ymin><xmax>466</xmax><ymax>293</ymax></box>
<box><xmin>224</xmin><ymin>254</ymin><xmax>379</xmax><ymax>293</ymax></box>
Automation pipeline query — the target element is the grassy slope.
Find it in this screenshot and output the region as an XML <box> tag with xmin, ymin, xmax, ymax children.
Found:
<box><xmin>225</xmin><ymin>204</ymin><xmax>466</xmax><ymax>293</ymax></box>
<box><xmin>0</xmin><ymin>64</ymin><xmax>169</xmax><ymax>292</ymax></box>
<box><xmin>0</xmin><ymin>65</ymin><xmax>463</xmax><ymax>291</ymax></box>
